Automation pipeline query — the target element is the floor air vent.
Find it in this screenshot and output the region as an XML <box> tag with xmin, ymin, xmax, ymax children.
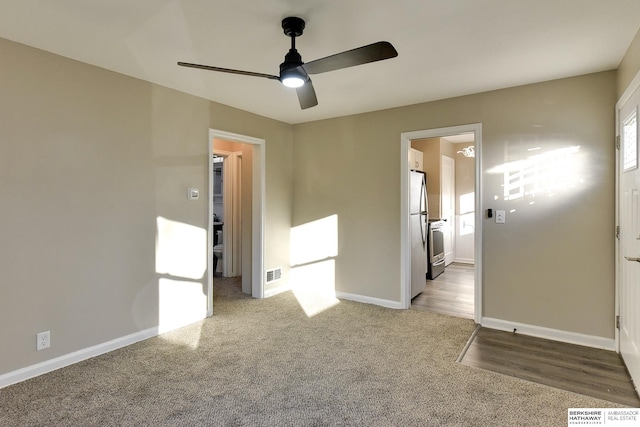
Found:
<box><xmin>266</xmin><ymin>267</ymin><xmax>282</xmax><ymax>284</ymax></box>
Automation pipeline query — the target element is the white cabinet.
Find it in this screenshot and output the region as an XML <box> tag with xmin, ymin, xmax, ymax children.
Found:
<box><xmin>409</xmin><ymin>147</ymin><xmax>424</xmax><ymax>171</ymax></box>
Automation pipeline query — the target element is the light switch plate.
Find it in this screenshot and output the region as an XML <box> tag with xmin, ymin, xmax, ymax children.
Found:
<box><xmin>188</xmin><ymin>188</ymin><xmax>199</xmax><ymax>200</ymax></box>
<box><xmin>495</xmin><ymin>210</ymin><xmax>506</xmax><ymax>224</ymax></box>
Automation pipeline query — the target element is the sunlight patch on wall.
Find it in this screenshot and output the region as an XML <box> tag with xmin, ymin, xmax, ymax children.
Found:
<box><xmin>488</xmin><ymin>146</ymin><xmax>583</xmax><ymax>201</ymax></box>
<box><xmin>290</xmin><ymin>260</ymin><xmax>339</xmax><ymax>317</ymax></box>
<box><xmin>290</xmin><ymin>215</ymin><xmax>339</xmax><ymax>317</ymax></box>
<box><xmin>459</xmin><ymin>213</ymin><xmax>474</xmax><ymax>237</ymax></box>
<box><xmin>290</xmin><ymin>214</ymin><xmax>338</xmax><ymax>266</ymax></box>
<box><xmin>156</xmin><ymin>216</ymin><xmax>207</xmax><ymax>280</ymax></box>
<box><xmin>458</xmin><ymin>192</ymin><xmax>475</xmax><ymax>236</ymax></box>
<box><xmin>157</xmin><ymin>278</ymin><xmax>206</xmax><ymax>347</ymax></box>
<box><xmin>459</xmin><ymin>192</ymin><xmax>474</xmax><ymax>215</ymax></box>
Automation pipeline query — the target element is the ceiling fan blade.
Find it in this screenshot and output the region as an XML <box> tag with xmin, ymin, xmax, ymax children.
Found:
<box><xmin>177</xmin><ymin>62</ymin><xmax>279</xmax><ymax>80</ymax></box>
<box><xmin>302</xmin><ymin>41</ymin><xmax>398</xmax><ymax>75</ymax></box>
<box><xmin>296</xmin><ymin>80</ymin><xmax>318</xmax><ymax>109</ymax></box>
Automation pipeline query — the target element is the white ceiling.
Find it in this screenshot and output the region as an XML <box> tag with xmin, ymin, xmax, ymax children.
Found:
<box><xmin>443</xmin><ymin>133</ymin><xmax>475</xmax><ymax>144</ymax></box>
<box><xmin>1</xmin><ymin>1</ymin><xmax>639</xmax><ymax>124</ymax></box>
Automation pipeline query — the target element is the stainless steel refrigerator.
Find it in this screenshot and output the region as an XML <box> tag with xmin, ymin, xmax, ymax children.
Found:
<box><xmin>410</xmin><ymin>170</ymin><xmax>428</xmax><ymax>299</ymax></box>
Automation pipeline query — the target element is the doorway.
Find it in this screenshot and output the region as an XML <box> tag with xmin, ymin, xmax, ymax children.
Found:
<box><xmin>207</xmin><ymin>129</ymin><xmax>265</xmax><ymax>317</ymax></box>
<box><xmin>212</xmin><ymin>150</ymin><xmax>242</xmax><ymax>278</ymax></box>
<box><xmin>400</xmin><ymin>124</ymin><xmax>482</xmax><ymax>324</ymax></box>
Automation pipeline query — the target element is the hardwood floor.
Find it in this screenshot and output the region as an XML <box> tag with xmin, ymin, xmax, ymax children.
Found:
<box><xmin>411</xmin><ymin>263</ymin><xmax>639</xmax><ymax>406</ymax></box>
<box><xmin>461</xmin><ymin>327</ymin><xmax>640</xmax><ymax>407</ymax></box>
<box><xmin>411</xmin><ymin>262</ymin><xmax>474</xmax><ymax>319</ymax></box>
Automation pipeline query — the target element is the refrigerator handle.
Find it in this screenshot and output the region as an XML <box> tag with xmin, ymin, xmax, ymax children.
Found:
<box><xmin>421</xmin><ymin>176</ymin><xmax>425</xmax><ymax>212</ymax></box>
<box><xmin>421</xmin><ymin>175</ymin><xmax>428</xmax><ymax>246</ymax></box>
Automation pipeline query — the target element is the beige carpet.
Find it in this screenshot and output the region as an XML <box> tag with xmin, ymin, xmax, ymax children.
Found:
<box><xmin>0</xmin><ymin>277</ymin><xmax>624</xmax><ymax>426</ymax></box>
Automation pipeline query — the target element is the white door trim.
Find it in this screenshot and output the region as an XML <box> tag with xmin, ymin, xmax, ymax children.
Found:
<box><xmin>208</xmin><ymin>129</ymin><xmax>266</xmax><ymax>317</ymax></box>
<box><xmin>400</xmin><ymin>123</ymin><xmax>483</xmax><ymax>324</ymax></box>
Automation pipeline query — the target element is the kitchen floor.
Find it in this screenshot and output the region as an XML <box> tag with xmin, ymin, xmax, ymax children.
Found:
<box><xmin>411</xmin><ymin>262</ymin><xmax>474</xmax><ymax>319</ymax></box>
<box><xmin>419</xmin><ymin>263</ymin><xmax>640</xmax><ymax>406</ymax></box>
<box><xmin>460</xmin><ymin>327</ymin><xmax>640</xmax><ymax>406</ymax></box>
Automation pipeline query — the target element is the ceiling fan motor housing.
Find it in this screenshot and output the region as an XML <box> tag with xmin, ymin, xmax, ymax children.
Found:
<box><xmin>280</xmin><ymin>49</ymin><xmax>303</xmax><ymax>73</ymax></box>
<box><xmin>282</xmin><ymin>17</ymin><xmax>305</xmax><ymax>37</ymax></box>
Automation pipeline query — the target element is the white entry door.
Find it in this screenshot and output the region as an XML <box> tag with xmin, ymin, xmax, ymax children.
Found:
<box><xmin>441</xmin><ymin>155</ymin><xmax>455</xmax><ymax>265</ymax></box>
<box><xmin>619</xmin><ymin>83</ymin><xmax>640</xmax><ymax>386</ymax></box>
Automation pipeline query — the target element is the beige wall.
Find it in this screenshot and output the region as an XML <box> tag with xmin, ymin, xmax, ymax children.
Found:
<box><xmin>410</xmin><ymin>137</ymin><xmax>457</xmax><ymax>220</ymax></box>
<box><xmin>618</xmin><ymin>28</ymin><xmax>640</xmax><ymax>97</ymax></box>
<box><xmin>0</xmin><ymin>38</ymin><xmax>211</xmax><ymax>374</ymax></box>
<box><xmin>411</xmin><ymin>138</ymin><xmax>441</xmax><ymax>218</ymax></box>
<box><xmin>213</xmin><ymin>138</ymin><xmax>243</xmax><ymax>152</ymax></box>
<box><xmin>454</xmin><ymin>148</ymin><xmax>475</xmax><ymax>216</ymax></box>
<box><xmin>0</xmin><ymin>38</ymin><xmax>294</xmax><ymax>377</ymax></box>
<box><xmin>293</xmin><ymin>71</ymin><xmax>616</xmax><ymax>339</ymax></box>
<box><xmin>0</xmin><ymin>30</ymin><xmax>625</xmax><ymax>379</ymax></box>
<box><xmin>440</xmin><ymin>138</ymin><xmax>455</xmax><ymax>158</ymax></box>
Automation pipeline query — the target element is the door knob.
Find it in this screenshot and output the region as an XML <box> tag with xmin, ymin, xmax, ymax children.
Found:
<box><xmin>625</xmin><ymin>256</ymin><xmax>640</xmax><ymax>263</ymax></box>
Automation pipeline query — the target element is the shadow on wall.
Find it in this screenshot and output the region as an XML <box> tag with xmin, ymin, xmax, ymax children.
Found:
<box><xmin>289</xmin><ymin>214</ymin><xmax>340</xmax><ymax>317</ymax></box>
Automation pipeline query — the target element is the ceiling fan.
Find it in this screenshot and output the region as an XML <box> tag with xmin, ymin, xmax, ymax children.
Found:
<box><xmin>177</xmin><ymin>16</ymin><xmax>398</xmax><ymax>110</ymax></box>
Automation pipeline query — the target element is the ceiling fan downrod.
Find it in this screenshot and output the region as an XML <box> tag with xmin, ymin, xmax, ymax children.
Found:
<box><xmin>280</xmin><ymin>17</ymin><xmax>307</xmax><ymax>87</ymax></box>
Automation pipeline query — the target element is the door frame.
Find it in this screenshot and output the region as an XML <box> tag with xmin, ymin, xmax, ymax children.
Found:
<box><xmin>615</xmin><ymin>69</ymin><xmax>640</xmax><ymax>352</ymax></box>
<box><xmin>208</xmin><ymin>129</ymin><xmax>266</xmax><ymax>317</ymax></box>
<box><xmin>400</xmin><ymin>123</ymin><xmax>483</xmax><ymax>324</ymax></box>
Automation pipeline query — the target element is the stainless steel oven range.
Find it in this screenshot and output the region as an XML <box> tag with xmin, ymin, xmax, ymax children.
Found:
<box><xmin>427</xmin><ymin>220</ymin><xmax>445</xmax><ymax>279</ymax></box>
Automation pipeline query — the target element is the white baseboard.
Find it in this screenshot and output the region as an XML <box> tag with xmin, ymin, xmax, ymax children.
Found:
<box><xmin>336</xmin><ymin>291</ymin><xmax>403</xmax><ymax>309</ymax></box>
<box><xmin>264</xmin><ymin>286</ymin><xmax>403</xmax><ymax>310</ymax></box>
<box><xmin>481</xmin><ymin>317</ymin><xmax>615</xmax><ymax>351</ymax></box>
<box><xmin>264</xmin><ymin>284</ymin><xmax>291</xmax><ymax>298</ymax></box>
<box><xmin>0</xmin><ymin>327</ymin><xmax>159</xmax><ymax>390</ymax></box>
<box><xmin>453</xmin><ymin>258</ymin><xmax>474</xmax><ymax>264</ymax></box>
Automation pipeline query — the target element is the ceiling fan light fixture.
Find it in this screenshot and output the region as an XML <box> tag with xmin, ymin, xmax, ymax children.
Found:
<box><xmin>280</xmin><ymin>67</ymin><xmax>306</xmax><ymax>88</ymax></box>
<box><xmin>282</xmin><ymin>75</ymin><xmax>305</xmax><ymax>88</ymax></box>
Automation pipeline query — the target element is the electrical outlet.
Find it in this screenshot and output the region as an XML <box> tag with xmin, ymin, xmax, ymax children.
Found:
<box><xmin>36</xmin><ymin>331</ymin><xmax>50</xmax><ymax>351</ymax></box>
<box><xmin>495</xmin><ymin>210</ymin><xmax>506</xmax><ymax>224</ymax></box>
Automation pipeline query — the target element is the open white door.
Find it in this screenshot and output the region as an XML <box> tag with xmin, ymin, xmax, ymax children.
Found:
<box><xmin>441</xmin><ymin>155</ymin><xmax>455</xmax><ymax>265</ymax></box>
<box><xmin>618</xmin><ymin>81</ymin><xmax>640</xmax><ymax>387</ymax></box>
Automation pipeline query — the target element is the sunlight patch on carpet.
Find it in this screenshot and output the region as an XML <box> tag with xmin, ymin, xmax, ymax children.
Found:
<box><xmin>158</xmin><ymin>278</ymin><xmax>205</xmax><ymax>347</ymax></box>
<box><xmin>290</xmin><ymin>260</ymin><xmax>339</xmax><ymax>317</ymax></box>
